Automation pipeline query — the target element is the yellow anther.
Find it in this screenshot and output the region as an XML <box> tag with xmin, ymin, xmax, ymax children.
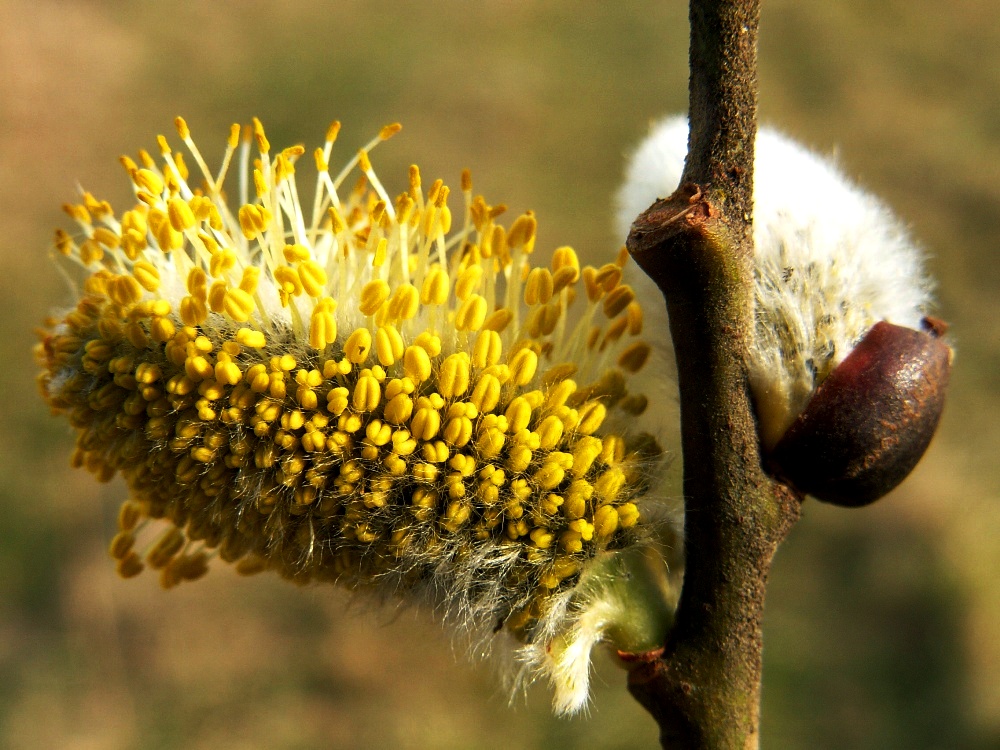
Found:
<box><xmin>237</xmin><ymin>266</ymin><xmax>259</xmax><ymax>295</ymax></box>
<box><xmin>482</xmin><ymin>308</ymin><xmax>513</xmax><ymax>332</ymax></box>
<box><xmin>185</xmin><ymin>355</ymin><xmax>214</xmax><ymax>382</ymax></box>
<box><xmin>437</xmin><ymin>353</ymin><xmax>471</xmax><ymax>398</ymax></box>
<box><xmin>134</xmin><ymin>362</ymin><xmax>162</xmax><ymax>385</ymax></box>
<box><xmin>78</xmin><ymin>239</ymin><xmax>103</xmax><ymax>265</ymax></box>
<box><xmin>551</xmin><ymin>245</ymin><xmax>580</xmax><ymax>274</ymax></box>
<box><xmin>222</xmin><ymin>122</ymin><xmax>240</xmax><ymax>150</ymax></box>
<box><xmin>149</xmin><ymin>209</ymin><xmax>185</xmax><ymax>250</ymax></box>
<box><xmin>534</xmin><ymin>460</ymin><xmax>566</xmax><ymax>491</ymax></box>
<box><xmin>469</xmin><ymin>373</ymin><xmax>501</xmax><ymax>413</ymax></box>
<box><xmin>469</xmin><ymin>333</ymin><xmax>502</xmax><ymax>374</ymax></box>
<box><xmin>167</xmin><ymin>197</ymin><xmax>196</xmax><ymax>231</ymax></box>
<box><xmin>577</xmin><ymin>400</ymin><xmax>607</xmax><ymax>435</ymax></box>
<box><xmin>412</xmin><ymin>462</ymin><xmax>439</xmax><ymax>482</ymax></box>
<box><xmin>274</xmin><ymin>353</ymin><xmax>296</xmax><ymax>371</ymax></box>
<box><xmin>455</xmin><ymin>294</ymin><xmax>487</xmax><ymax>332</ymax></box>
<box><xmin>507</xmin><ymin>211</ymin><xmax>537</xmax><ymax>252</ymax></box>
<box><xmin>595</xmin><ymin>466</ymin><xmax>627</xmax><ymax>501</ymax></box>
<box><xmin>535</xmin><ymin>415</ymin><xmax>565</xmax><ymax>451</ymax></box>
<box><xmin>455</xmin><ymin>265</ymin><xmax>483</xmax><ymax>301</ymax></box>
<box><xmin>174</xmin><ymin>116</ymin><xmax>191</xmax><ymax>140</ymax></box>
<box><xmin>529</xmin><ymin>528</ymin><xmax>554</xmax><ymax>549</ymax></box>
<box><xmin>183</xmin><ymin>269</ymin><xmax>206</xmax><ymax>298</ymax></box>
<box><xmin>385</xmin><ymin>378</ymin><xmax>417</xmax><ymax>401</ymax></box>
<box><xmin>236</xmin><ymin>328</ymin><xmax>267</xmax><ymax>348</ymax></box>
<box><xmin>295</xmin><ymin>368</ymin><xmax>324</xmax><ymax>388</ymax></box>
<box><xmin>327</xmin><ymin>206</ymin><xmax>347</xmax><ymax>234</ymax></box>
<box><xmin>504</xmin><ymin>397</ymin><xmax>533</xmax><ymax>434</ymax></box>
<box><xmin>524</xmin><ymin>267</ymin><xmax>554</xmax><ymax>305</ymax></box>
<box><xmin>594</xmin><ymin>263</ymin><xmax>623</xmax><ymax>293</ymax></box>
<box><xmin>446</xmin><ymin>401</ymin><xmax>478</xmax><ymax>421</ymax></box>
<box><xmin>148</xmin><ymin>314</ymin><xmax>176</xmax><ymax>342</ymax></box>
<box><xmin>237</xmin><ymin>204</ymin><xmax>271</xmax><ymax>238</ymax></box>
<box><xmin>476</xmin><ymin>424</ymin><xmax>505</xmax><ymax>459</ymax></box>
<box><xmin>253</xmin><ymin>169</ymin><xmax>271</xmax><ymax>198</ymax></box>
<box><xmin>618</xmin><ymin>341</ymin><xmax>651</xmax><ymax>373</ymax></box>
<box><xmin>419</xmin><ymin>440</ymin><xmax>448</xmax><ymax>464</ymax></box>
<box><xmin>626</xmin><ymin>302</ymin><xmax>644</xmax><ymax>335</ymax></box>
<box><xmin>375</xmin><ymin>325</ymin><xmax>404</xmax><ymax>366</ymax></box>
<box><xmin>133</xmin><ymin>168</ymin><xmax>165</xmax><ymax>196</ymax></box>
<box><xmin>603</xmin><ymin>284</ymin><xmax>635</xmax><ymax>318</ymax></box>
<box><xmin>600</xmin><ymin>434</ymin><xmax>626</xmax><ymax>465</ymax></box>
<box><xmin>281</xmin><ymin>243</ymin><xmax>309</xmax><ymax>264</ymax></box>
<box><xmin>443</xmin><ymin>415</ymin><xmax>473</xmax><ymax>447</ymax></box>
<box><xmin>538</xmin><ymin>493</ymin><xmax>564</xmax><ymax>516</ymax></box>
<box><xmin>413</xmin><ymin>332</ymin><xmax>442</xmax><ymax>358</ymax></box>
<box><xmin>54</xmin><ymin>228</ymin><xmax>74</xmax><ymax>256</ymax></box>
<box><xmin>274</xmin><ymin>266</ymin><xmax>303</xmax><ymax>300</ymax></box>
<box><xmin>506</xmin><ymin>443</ymin><xmax>533</xmax><ymax>473</ymax></box>
<box><xmin>310</xmin><ymin>297</ymin><xmax>338</xmax><ymax>349</ymax></box>
<box><xmin>91</xmin><ymin>227</ymin><xmax>121</xmax><ymax>250</ymax></box>
<box><xmin>508</xmin><ymin>348</ymin><xmax>538</xmax><ymax>387</ymax></box>
<box><xmin>593</xmin><ymin>505</ymin><xmax>619</xmax><ymax>540</ymax></box>
<box><xmin>352</xmin><ymin>374</ymin><xmax>381</xmax><ymax>412</ymax></box>
<box><xmin>618</xmin><ymin>502</ymin><xmax>640</xmax><ymax>529</ymax></box>
<box><xmin>559</xmin><ymin>530</ymin><xmax>583</xmax><ymax>554</ymax></box>
<box><xmin>384</xmin><ymin>393</ymin><xmax>414</xmax><ymax>425</ymax></box>
<box><xmin>458</xmin><ymin>168</ymin><xmax>473</xmax><ymax>193</ymax></box>
<box><xmin>209</xmin><ymin>247</ymin><xmax>237</xmax><ymax>277</ymax></box>
<box><xmin>108</xmin><ymin>274</ymin><xmax>144</xmax><ymax>306</ymax></box>
<box><xmin>251</xmin><ymin>117</ymin><xmax>270</xmax><ymax>153</ymax></box>
<box><xmin>223</xmin><ymin>287</ymin><xmax>255</xmax><ymax>322</ymax></box>
<box><xmin>326</xmin><ymin>386</ymin><xmax>349</xmax><ymax>415</ymax></box>
<box><xmin>569</xmin><ymin>518</ymin><xmax>595</xmax><ymax>541</ymax></box>
<box><xmin>275</xmin><ymin>152</ymin><xmax>297</xmax><ymax>181</ymax></box>
<box><xmin>379</xmin><ymin>122</ymin><xmax>402</xmax><ymax>140</ymax></box>
<box><xmin>318</xmin><ymin>120</ymin><xmax>340</xmax><ymax>145</ymax></box>
<box><xmin>421</xmin><ymin>265</ymin><xmax>450</xmax><ymax>305</ymax></box>
<box><xmin>571</xmin><ymin>436</ymin><xmax>603</xmax><ymax>476</ymax></box>
<box><xmin>208</xmin><ymin>280</ymin><xmax>228</xmax><ymax>313</ymax></box>
<box><xmin>411</xmin><ymin>406</ymin><xmax>441</xmax><ymax>441</ymax></box>
<box><xmin>365</xmin><ymin>419</ymin><xmax>392</xmax><ymax>446</ymax></box>
<box><xmin>403</xmin><ymin>345</ymin><xmax>432</xmax><ymax>383</ymax></box>
<box><xmin>359</xmin><ymin>279</ymin><xmax>390</xmax><ymax>316</ymax></box>
<box><xmin>298</xmin><ymin>260</ymin><xmax>327</xmax><ymax>297</ymax></box>
<box><xmin>563</xmin><ymin>480</ymin><xmax>594</xmax><ymax>520</ymax></box>
<box><xmin>434</xmin><ymin>183</ymin><xmax>450</xmax><ymax>209</ymax></box>
<box><xmin>215</xmin><ymin>360</ymin><xmax>242</xmax><ymax>386</ymax></box>
<box><xmin>344</xmin><ymin>328</ymin><xmax>372</xmax><ymax>364</ymax></box>
<box><xmin>387</xmin><ymin>283</ymin><xmax>419</xmax><ymax>321</ymax></box>
<box><xmin>582</xmin><ymin>266</ymin><xmax>602</xmax><ymax>302</ymax></box>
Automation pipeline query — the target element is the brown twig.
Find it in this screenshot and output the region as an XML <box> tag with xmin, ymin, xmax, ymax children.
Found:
<box><xmin>624</xmin><ymin>1</ymin><xmax>803</xmax><ymax>747</ymax></box>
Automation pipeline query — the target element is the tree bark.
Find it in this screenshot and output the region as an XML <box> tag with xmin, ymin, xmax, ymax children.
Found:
<box><xmin>624</xmin><ymin>1</ymin><xmax>802</xmax><ymax>747</ymax></box>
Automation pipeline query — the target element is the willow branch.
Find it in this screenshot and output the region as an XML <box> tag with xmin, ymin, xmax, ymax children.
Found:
<box><xmin>623</xmin><ymin>1</ymin><xmax>802</xmax><ymax>747</ymax></box>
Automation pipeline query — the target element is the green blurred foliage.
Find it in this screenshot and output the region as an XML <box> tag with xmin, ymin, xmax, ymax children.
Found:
<box><xmin>2</xmin><ymin>0</ymin><xmax>998</xmax><ymax>747</ymax></box>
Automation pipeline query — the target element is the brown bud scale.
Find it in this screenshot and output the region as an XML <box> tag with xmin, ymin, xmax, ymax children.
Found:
<box><xmin>769</xmin><ymin>321</ymin><xmax>951</xmax><ymax>507</ymax></box>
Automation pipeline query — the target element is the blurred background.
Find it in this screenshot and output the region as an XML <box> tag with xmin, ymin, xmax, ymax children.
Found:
<box><xmin>2</xmin><ymin>0</ymin><xmax>998</xmax><ymax>747</ymax></box>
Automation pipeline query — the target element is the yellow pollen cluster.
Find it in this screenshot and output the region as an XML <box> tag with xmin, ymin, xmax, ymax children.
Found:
<box><xmin>37</xmin><ymin>118</ymin><xmax>658</xmax><ymax>640</ymax></box>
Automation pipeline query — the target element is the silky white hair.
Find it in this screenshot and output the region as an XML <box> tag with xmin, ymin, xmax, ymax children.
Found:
<box><xmin>616</xmin><ymin>115</ymin><xmax>933</xmax><ymax>448</ymax></box>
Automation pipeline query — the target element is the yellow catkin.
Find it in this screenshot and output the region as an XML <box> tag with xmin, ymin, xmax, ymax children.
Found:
<box><xmin>36</xmin><ymin>117</ymin><xmax>659</xmax><ymax>652</ymax></box>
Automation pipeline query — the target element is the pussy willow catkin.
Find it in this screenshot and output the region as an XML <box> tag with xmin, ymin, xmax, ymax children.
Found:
<box><xmin>617</xmin><ymin>115</ymin><xmax>934</xmax><ymax>451</ymax></box>
<box><xmin>37</xmin><ymin>118</ymin><xmax>666</xmax><ymax>712</ymax></box>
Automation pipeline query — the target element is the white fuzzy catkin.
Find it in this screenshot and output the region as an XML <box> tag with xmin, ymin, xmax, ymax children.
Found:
<box><xmin>616</xmin><ymin>115</ymin><xmax>934</xmax><ymax>449</ymax></box>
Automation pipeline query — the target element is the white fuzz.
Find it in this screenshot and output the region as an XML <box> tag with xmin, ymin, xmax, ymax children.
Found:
<box><xmin>511</xmin><ymin>544</ymin><xmax>676</xmax><ymax>716</ymax></box>
<box><xmin>616</xmin><ymin>115</ymin><xmax>934</xmax><ymax>448</ymax></box>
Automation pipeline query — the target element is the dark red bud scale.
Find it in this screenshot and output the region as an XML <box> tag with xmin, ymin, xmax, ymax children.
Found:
<box><xmin>768</xmin><ymin>321</ymin><xmax>952</xmax><ymax>507</ymax></box>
